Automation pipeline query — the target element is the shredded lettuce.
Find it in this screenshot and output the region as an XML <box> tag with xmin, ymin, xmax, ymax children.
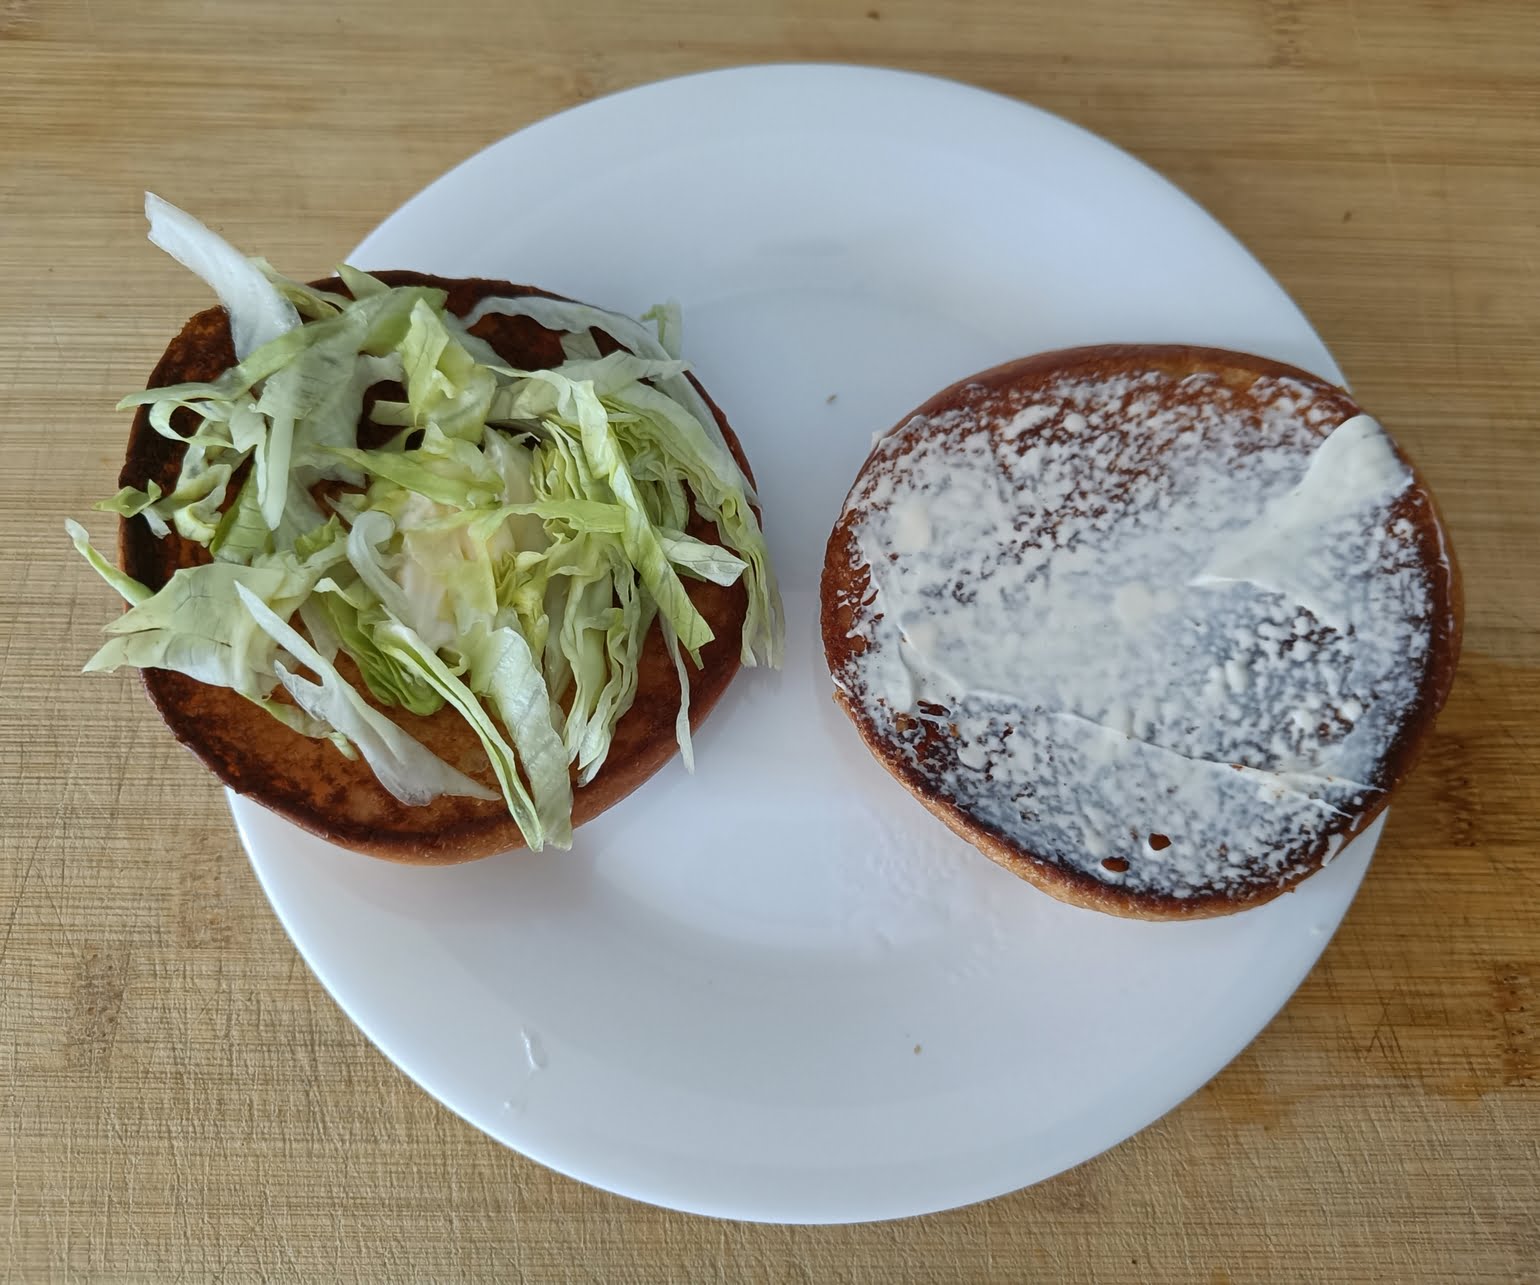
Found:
<box><xmin>463</xmin><ymin>294</ymin><xmax>754</xmax><ymax>498</ymax></box>
<box><xmin>309</xmin><ymin>588</ymin><xmax>443</xmax><ymax>716</ymax></box>
<box><xmin>235</xmin><ymin>584</ymin><xmax>497</xmax><ymax>807</ymax></box>
<box><xmin>248</xmin><ymin>693</ymin><xmax>358</xmax><ymax>756</ymax></box>
<box><xmin>210</xmin><ymin>471</ymin><xmax>268</xmax><ymax>563</ymax></box>
<box><xmin>253</xmin><ymin>259</ymin><xmax>351</xmax><ymax>318</ymax></box>
<box><xmin>660</xmin><ymin>617</ymin><xmax>695</xmax><ymax>774</ymax></box>
<box><xmin>72</xmin><ymin>200</ymin><xmax>784</xmax><ymax>851</ymax></box>
<box><xmin>465</xmin><ymin>625</ymin><xmax>573</xmax><ymax>844</ymax></box>
<box><xmin>145</xmin><ymin>193</ymin><xmax>298</xmax><ymax>359</ymax></box>
<box><xmin>373</xmin><ymin>619</ymin><xmax>566</xmax><ymax>850</ymax></box>
<box><xmin>67</xmin><ymin>519</ymin><xmax>152</xmax><ymax>606</ymax></box>
<box><xmin>84</xmin><ymin>559</ymin><xmax>321</xmax><ymax>696</ymax></box>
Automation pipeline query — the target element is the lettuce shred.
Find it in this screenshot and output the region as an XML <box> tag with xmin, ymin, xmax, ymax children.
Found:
<box><xmin>69</xmin><ymin>198</ymin><xmax>784</xmax><ymax>851</ymax></box>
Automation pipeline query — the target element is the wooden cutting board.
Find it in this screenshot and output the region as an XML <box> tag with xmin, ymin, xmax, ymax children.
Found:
<box><xmin>2</xmin><ymin>0</ymin><xmax>1535</xmax><ymax>1278</ymax></box>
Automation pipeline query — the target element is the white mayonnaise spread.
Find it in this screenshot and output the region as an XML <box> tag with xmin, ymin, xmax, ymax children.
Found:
<box><xmin>836</xmin><ymin>370</ymin><xmax>1436</xmax><ymax>899</ymax></box>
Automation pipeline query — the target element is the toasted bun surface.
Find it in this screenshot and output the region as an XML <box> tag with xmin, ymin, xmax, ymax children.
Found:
<box><xmin>821</xmin><ymin>345</ymin><xmax>1460</xmax><ymax>920</ymax></box>
<box><xmin>118</xmin><ymin>271</ymin><xmax>752</xmax><ymax>864</ymax></box>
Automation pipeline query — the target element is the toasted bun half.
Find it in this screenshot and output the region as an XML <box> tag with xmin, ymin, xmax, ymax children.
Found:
<box><xmin>117</xmin><ymin>272</ymin><xmax>752</xmax><ymax>864</ymax></box>
<box><xmin>822</xmin><ymin>345</ymin><xmax>1461</xmax><ymax>919</ymax></box>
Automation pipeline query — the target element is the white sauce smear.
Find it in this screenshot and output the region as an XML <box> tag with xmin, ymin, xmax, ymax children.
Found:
<box><xmin>837</xmin><ymin>370</ymin><xmax>1437</xmax><ymax>900</ymax></box>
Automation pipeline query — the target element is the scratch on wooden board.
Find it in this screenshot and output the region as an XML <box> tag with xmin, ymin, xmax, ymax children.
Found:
<box><xmin>66</xmin><ymin>945</ymin><xmax>131</xmax><ymax>1072</ymax></box>
<box><xmin>175</xmin><ymin>839</ymin><xmax>239</xmax><ymax>951</ymax></box>
<box><xmin>1439</xmin><ymin>163</ymin><xmax>1468</xmax><ymax>380</ymax></box>
<box><xmin>1346</xmin><ymin>0</ymin><xmax>1401</xmax><ymax>199</ymax></box>
<box><xmin>0</xmin><ymin>715</ymin><xmax>84</xmax><ymax>970</ymax></box>
<box><xmin>1493</xmin><ymin>963</ymin><xmax>1536</xmax><ymax>1088</ymax></box>
<box><xmin>0</xmin><ymin>0</ymin><xmax>35</xmax><ymax>38</ymax></box>
<box><xmin>0</xmin><ymin>546</ymin><xmax>40</xmax><ymax>684</ymax></box>
<box><xmin>43</xmin><ymin>315</ymin><xmax>66</xmax><ymax>364</ymax></box>
<box><xmin>1263</xmin><ymin>0</ymin><xmax>1305</xmax><ymax>69</ymax></box>
<box><xmin>1462</xmin><ymin>667</ymin><xmax>1540</xmax><ymax>777</ymax></box>
<box><xmin>0</xmin><ymin>845</ymin><xmax>39</xmax><ymax>973</ymax></box>
<box><xmin>1421</xmin><ymin>731</ymin><xmax>1481</xmax><ymax>849</ymax></box>
<box><xmin>1357</xmin><ymin>946</ymin><xmax>1414</xmax><ymax>1080</ymax></box>
<box><xmin>1363</xmin><ymin>996</ymin><xmax>1410</xmax><ymax>1077</ymax></box>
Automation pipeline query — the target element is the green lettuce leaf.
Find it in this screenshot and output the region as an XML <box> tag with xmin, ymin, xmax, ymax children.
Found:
<box><xmin>234</xmin><ymin>583</ymin><xmax>495</xmax><ymax>806</ymax></box>
<box><xmin>373</xmin><ymin>618</ymin><xmax>561</xmax><ymax>848</ymax></box>
<box><xmin>85</xmin><ymin>561</ymin><xmax>306</xmax><ymax>696</ymax></box>
<box><xmin>308</xmin><ymin>586</ymin><xmax>444</xmax><ymax>716</ymax></box>
<box><xmin>145</xmin><ymin>192</ymin><xmax>298</xmax><ymax>359</ymax></box>
<box><xmin>324</xmin><ymin>427</ymin><xmax>502</xmax><ymax>509</ymax></box>
<box><xmin>343</xmin><ymin>510</ymin><xmax>445</xmax><ymax>647</ymax></box>
<box><xmin>463</xmin><ymin>293</ymin><xmax>753</xmax><ymax>497</ymax></box>
<box><xmin>609</xmin><ymin>379</ymin><xmax>782</xmax><ymax>666</ymax></box>
<box><xmin>95</xmin><ymin>481</ymin><xmax>171</xmax><ymax>538</ymax></box>
<box><xmin>660</xmin><ymin>617</ymin><xmax>694</xmax><ymax>772</ymax></box>
<box><xmin>248</xmin><ymin>693</ymin><xmax>358</xmax><ymax>757</ymax></box>
<box><xmin>336</xmin><ymin>263</ymin><xmax>388</xmax><ymax>299</ymax></box>
<box><xmin>398</xmin><ymin>298</ymin><xmax>496</xmax><ymax>441</ymax></box>
<box><xmin>465</xmin><ymin>625</ymin><xmax>573</xmax><ymax>847</ymax></box>
<box><xmin>254</xmin><ymin>259</ymin><xmax>351</xmax><ymax>319</ymax></box>
<box><xmin>526</xmin><ymin>369</ymin><xmax>713</xmax><ymax>650</ymax></box>
<box><xmin>66</xmin><ymin>520</ymin><xmax>152</xmax><ymax>606</ymax></box>
<box><xmin>210</xmin><ymin>470</ymin><xmax>269</xmax><ymax>563</ymax></box>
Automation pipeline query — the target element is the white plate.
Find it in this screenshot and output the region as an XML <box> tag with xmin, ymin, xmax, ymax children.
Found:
<box><xmin>234</xmin><ymin>64</ymin><xmax>1378</xmax><ymax>1224</ymax></box>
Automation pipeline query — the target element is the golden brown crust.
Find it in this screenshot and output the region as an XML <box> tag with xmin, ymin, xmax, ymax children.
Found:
<box><xmin>821</xmin><ymin>344</ymin><xmax>1462</xmax><ymax>920</ymax></box>
<box><xmin>117</xmin><ymin>271</ymin><xmax>754</xmax><ymax>864</ymax></box>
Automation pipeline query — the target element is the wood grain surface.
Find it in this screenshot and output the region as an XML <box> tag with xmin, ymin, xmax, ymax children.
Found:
<box><xmin>3</xmin><ymin>0</ymin><xmax>1537</xmax><ymax>1279</ymax></box>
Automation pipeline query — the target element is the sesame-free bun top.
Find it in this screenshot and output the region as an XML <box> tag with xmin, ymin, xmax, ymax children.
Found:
<box><xmin>821</xmin><ymin>345</ymin><xmax>1460</xmax><ymax>919</ymax></box>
